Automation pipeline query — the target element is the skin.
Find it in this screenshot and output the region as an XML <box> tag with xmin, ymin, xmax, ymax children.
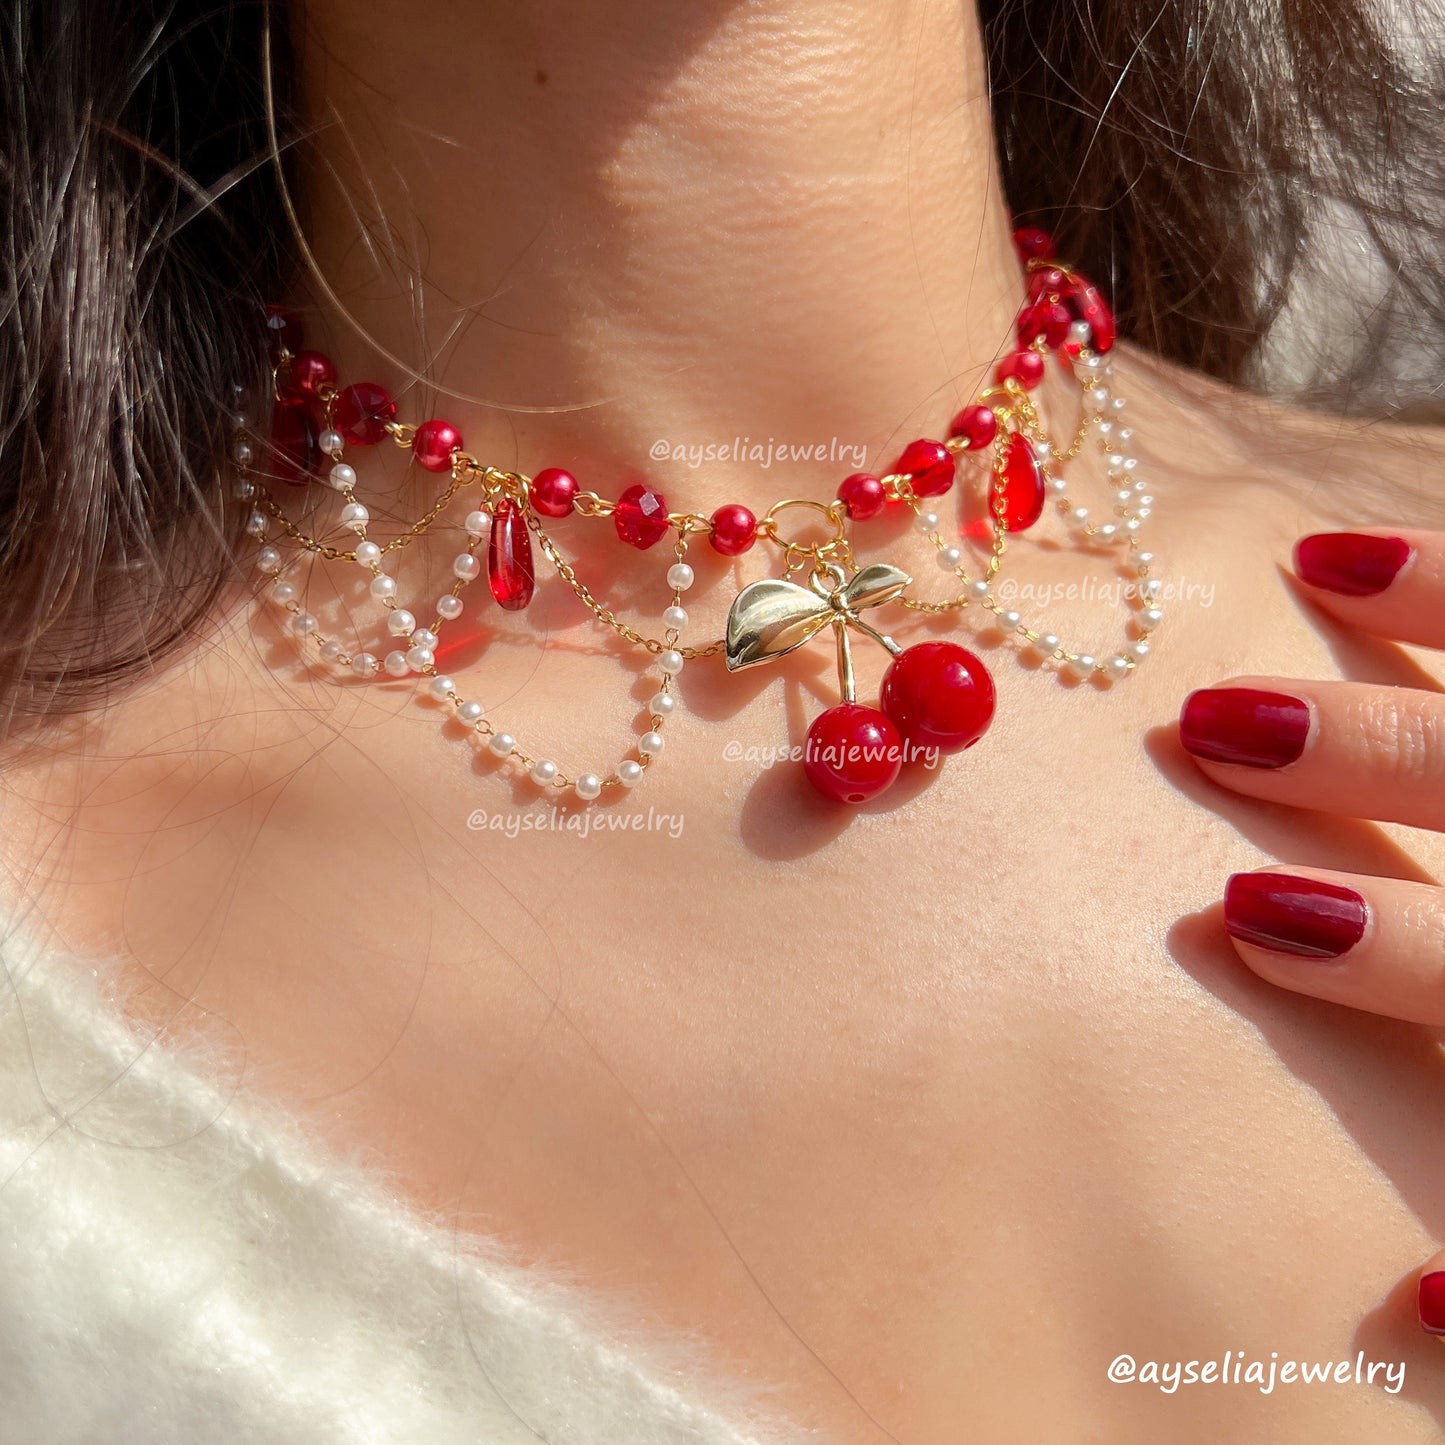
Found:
<box><xmin>2</xmin><ymin>1</ymin><xmax>1444</xmax><ymax>1439</ymax></box>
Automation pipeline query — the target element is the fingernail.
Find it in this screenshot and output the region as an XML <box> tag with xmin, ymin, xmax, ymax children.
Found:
<box><xmin>1420</xmin><ymin>1273</ymin><xmax>1445</xmax><ymax>1335</ymax></box>
<box><xmin>1224</xmin><ymin>873</ymin><xmax>1368</xmax><ymax>960</ymax></box>
<box><xmin>1179</xmin><ymin>687</ymin><xmax>1311</xmax><ymax>768</ymax></box>
<box><xmin>1295</xmin><ymin>532</ymin><xmax>1413</xmax><ymax>597</ymax></box>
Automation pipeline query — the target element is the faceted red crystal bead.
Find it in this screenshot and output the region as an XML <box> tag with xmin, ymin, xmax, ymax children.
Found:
<box><xmin>1016</xmin><ymin>298</ymin><xmax>1073</xmax><ymax>349</ymax></box>
<box><xmin>269</xmin><ymin>395</ymin><xmax>317</xmax><ymax>486</ymax></box>
<box><xmin>947</xmin><ymin>404</ymin><xmax>998</xmax><ymax>451</ymax></box>
<box><xmin>1000</xmin><ymin>432</ymin><xmax>1045</xmax><ymax>531</ymax></box>
<box><xmin>837</xmin><ymin>472</ymin><xmax>886</xmax><ymax>520</ymax></box>
<box><xmin>412</xmin><ymin>418</ymin><xmax>462</xmax><ymax>473</ymax></box>
<box><xmin>1012</xmin><ymin>226</ymin><xmax>1054</xmax><ymax>262</ymax></box>
<box><xmin>286</xmin><ymin>349</ymin><xmax>337</xmax><ymax>399</ymax></box>
<box><xmin>880</xmin><ymin>641</ymin><xmax>995</xmax><ymax>755</ymax></box>
<box><xmin>530</xmin><ymin>467</ymin><xmax>578</xmax><ymax>518</ymax></box>
<box><xmin>487</xmin><ymin>498</ymin><xmax>535</xmax><ymax>610</ymax></box>
<box><xmin>333</xmin><ymin>381</ymin><xmax>396</xmax><ymax>446</ymax></box>
<box><xmin>1066</xmin><ymin>274</ymin><xmax>1116</xmax><ymax>352</ymax></box>
<box><xmin>995</xmin><ymin>349</ymin><xmax>1045</xmax><ymax>390</ymax></box>
<box><xmin>709</xmin><ymin>504</ymin><xmax>757</xmax><ymax>556</ymax></box>
<box><xmin>803</xmin><ymin>703</ymin><xmax>902</xmax><ymax>805</ymax></box>
<box><xmin>613</xmin><ymin>483</ymin><xmax>670</xmax><ymax>549</ymax></box>
<box><xmin>264</xmin><ymin>303</ymin><xmax>302</xmax><ymax>360</ymax></box>
<box><xmin>892</xmin><ymin>439</ymin><xmax>955</xmax><ymax>497</ymax></box>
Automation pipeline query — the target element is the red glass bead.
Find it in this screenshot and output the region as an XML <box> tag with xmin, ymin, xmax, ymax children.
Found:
<box><xmin>1067</xmin><ymin>275</ymin><xmax>1116</xmax><ymax>353</ymax></box>
<box><xmin>412</xmin><ymin>418</ymin><xmax>462</xmax><ymax>473</ymax></box>
<box><xmin>837</xmin><ymin>472</ymin><xmax>886</xmax><ymax>520</ymax></box>
<box><xmin>1012</xmin><ymin>226</ymin><xmax>1054</xmax><ymax>262</ymax></box>
<box><xmin>947</xmin><ymin>404</ymin><xmax>998</xmax><ymax>451</ymax></box>
<box><xmin>803</xmin><ymin>703</ymin><xmax>902</xmax><ymax>805</ymax></box>
<box><xmin>994</xmin><ymin>349</ymin><xmax>1045</xmax><ymax>390</ymax></box>
<box><xmin>286</xmin><ymin>349</ymin><xmax>336</xmax><ymax>399</ymax></box>
<box><xmin>880</xmin><ymin>641</ymin><xmax>995</xmax><ymax>755</ymax></box>
<box><xmin>1026</xmin><ymin>265</ymin><xmax>1067</xmax><ymax>302</ymax></box>
<box><xmin>613</xmin><ymin>483</ymin><xmax>671</xmax><ymax>549</ymax></box>
<box><xmin>334</xmin><ymin>382</ymin><xmax>396</xmax><ymax>446</ymax></box>
<box><xmin>892</xmin><ymin>439</ymin><xmax>955</xmax><ymax>497</ymax></box>
<box><xmin>531</xmin><ymin>467</ymin><xmax>578</xmax><ymax>518</ymax></box>
<box><xmin>268</xmin><ymin>395</ymin><xmax>317</xmax><ymax>486</ymax></box>
<box><xmin>709</xmin><ymin>504</ymin><xmax>757</xmax><ymax>556</ymax></box>
<box><xmin>1016</xmin><ymin>298</ymin><xmax>1073</xmax><ymax>349</ymax></box>
<box><xmin>487</xmin><ymin>498</ymin><xmax>535</xmax><ymax>610</ymax></box>
<box><xmin>264</xmin><ymin>303</ymin><xmax>302</xmax><ymax>359</ymax></box>
<box><xmin>1000</xmin><ymin>432</ymin><xmax>1045</xmax><ymax>531</ymax></box>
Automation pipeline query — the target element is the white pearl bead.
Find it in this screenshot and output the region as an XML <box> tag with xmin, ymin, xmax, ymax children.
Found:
<box><xmin>411</xmin><ymin>628</ymin><xmax>438</xmax><ymax>651</ymax></box>
<box><xmin>1097</xmin><ymin>420</ymin><xmax>1114</xmax><ymax>437</ymax></box>
<box><xmin>245</xmin><ymin>510</ymin><xmax>267</xmax><ymax>536</ymax></box>
<box><xmin>1000</xmin><ymin>609</ymin><xmax>1022</xmax><ymax>629</ymax></box>
<box><xmin>663</xmin><ymin>605</ymin><xmax>688</xmax><ymax>630</ymax></box>
<box><xmin>1102</xmin><ymin>654</ymin><xmax>1130</xmax><ymax>681</ymax></box>
<box><xmin>436</xmin><ymin>594</ymin><xmax>464</xmax><ymax>620</ymax></box>
<box><xmin>1135</xmin><ymin>494</ymin><xmax>1154</xmax><ymax>509</ymax></box>
<box><xmin>530</xmin><ymin>759</ymin><xmax>559</xmax><ymax>786</ymax></box>
<box><xmin>329</xmin><ymin>462</ymin><xmax>357</xmax><ymax>491</ymax></box>
<box><xmin>383</xmin><ymin>650</ymin><xmax>410</xmax><ymax>677</ymax></box>
<box><xmin>1110</xmin><ymin>396</ymin><xmax>1127</xmax><ymax>414</ymax></box>
<box><xmin>575</xmin><ymin>773</ymin><xmax>603</xmax><ymax>802</ymax></box>
<box><xmin>351</xmin><ymin>652</ymin><xmax>379</xmax><ymax>678</ymax></box>
<box><xmin>355</xmin><ymin>540</ymin><xmax>381</xmax><ymax>567</ymax></box>
<box><xmin>1085</xmin><ymin>387</ymin><xmax>1109</xmax><ymax>411</ymax></box>
<box><xmin>234</xmin><ymin>479</ymin><xmax>256</xmax><ymax>501</ymax></box>
<box><xmin>1133</xmin><ymin>551</ymin><xmax>1154</xmax><ymax>572</ymax></box>
<box><xmin>639</xmin><ymin>731</ymin><xmax>664</xmax><ymax>757</ymax></box>
<box><xmin>1034</xmin><ymin>440</ymin><xmax>1053</xmax><ymax>463</ymax></box>
<box><xmin>1081</xmin><ymin>354</ymin><xmax>1104</xmax><ymax>374</ymax></box>
<box><xmin>464</xmin><ymin>510</ymin><xmax>490</xmax><ymax>537</ymax></box>
<box><xmin>1133</xmin><ymin>507</ymin><xmax>1152</xmax><ymax>522</ymax></box>
<box><xmin>616</xmin><ymin>760</ymin><xmax>643</xmax><ymax>787</ymax></box>
<box><xmin>1139</xmin><ymin>577</ymin><xmax>1162</xmax><ymax>600</ymax></box>
<box><xmin>667</xmin><ymin>563</ymin><xmax>695</xmax><ymax>591</ymax></box>
<box><xmin>1047</xmin><ymin>476</ymin><xmax>1068</xmax><ymax>495</ymax></box>
<box><xmin>289</xmin><ymin>611</ymin><xmax>316</xmax><ymax>636</ymax></box>
<box><xmin>405</xmin><ymin>645</ymin><xmax>435</xmax><ymax>672</ymax></box>
<box><xmin>387</xmin><ymin>609</ymin><xmax>416</xmax><ymax>636</ymax></box>
<box><xmin>428</xmin><ymin>675</ymin><xmax>454</xmax><ymax>700</ymax></box>
<box><xmin>1096</xmin><ymin>523</ymin><xmax>1118</xmax><ymax>541</ymax></box>
<box><xmin>1034</xmin><ymin>633</ymin><xmax>1060</xmax><ymax>655</ymax></box>
<box><xmin>1115</xmin><ymin>489</ymin><xmax>1134</xmax><ymax>507</ymax></box>
<box><xmin>318</xmin><ymin>428</ymin><xmax>345</xmax><ymax>457</ymax></box>
<box><xmin>1123</xmin><ymin>518</ymin><xmax>1142</xmax><ymax>534</ymax></box>
<box><xmin>1128</xmin><ymin>640</ymin><xmax>1151</xmax><ymax>663</ymax></box>
<box><xmin>340</xmin><ymin>501</ymin><xmax>369</xmax><ymax>532</ymax></box>
<box><xmin>1138</xmin><ymin>607</ymin><xmax>1164</xmax><ymax>631</ymax></box>
<box><xmin>1071</xmin><ymin>506</ymin><xmax>1090</xmax><ymax>527</ymax></box>
<box><xmin>270</xmin><ymin>579</ymin><xmax>297</xmax><ymax>605</ymax></box>
<box><xmin>257</xmin><ymin>545</ymin><xmax>281</xmax><ymax>573</ymax></box>
<box><xmin>658</xmin><ymin>649</ymin><xmax>684</xmax><ymax>676</ymax></box>
<box><xmin>937</xmin><ymin>546</ymin><xmax>963</xmax><ymax>571</ymax></box>
<box><xmin>232</xmin><ymin>439</ymin><xmax>254</xmax><ymax>466</ymax></box>
<box><xmin>1067</xmin><ymin>319</ymin><xmax>1092</xmax><ymax>347</ymax></box>
<box><xmin>369</xmin><ymin>574</ymin><xmax>397</xmax><ymax>600</ymax></box>
<box><xmin>487</xmin><ymin>732</ymin><xmax>515</xmax><ymax>758</ymax></box>
<box><xmin>650</xmin><ymin>691</ymin><xmax>676</xmax><ymax>716</ymax></box>
<box><xmin>1106</xmin><ymin>452</ymin><xmax>1127</xmax><ymax>471</ymax></box>
<box><xmin>453</xmin><ymin>553</ymin><xmax>480</xmax><ymax>580</ymax></box>
<box><xmin>915</xmin><ymin>510</ymin><xmax>940</xmax><ymax>534</ymax></box>
<box><xmin>1065</xmin><ymin>654</ymin><xmax>1096</xmax><ymax>678</ymax></box>
<box><xmin>966</xmin><ymin>578</ymin><xmax>989</xmax><ymax>600</ymax></box>
<box><xmin>1121</xmin><ymin>457</ymin><xmax>1139</xmax><ymax>472</ymax></box>
<box><xmin>457</xmin><ymin>700</ymin><xmax>484</xmax><ymax>724</ymax></box>
<box><xmin>1117</xmin><ymin>427</ymin><xmax>1134</xmax><ymax>444</ymax></box>
<box><xmin>320</xmin><ymin>641</ymin><xmax>343</xmax><ymax>663</ymax></box>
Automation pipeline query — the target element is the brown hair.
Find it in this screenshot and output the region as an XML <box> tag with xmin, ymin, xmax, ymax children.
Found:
<box><xmin>0</xmin><ymin>0</ymin><xmax>1439</xmax><ymax>725</ymax></box>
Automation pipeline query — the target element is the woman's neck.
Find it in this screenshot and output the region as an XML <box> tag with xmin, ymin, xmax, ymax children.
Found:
<box><xmin>297</xmin><ymin>0</ymin><xmax>1020</xmax><ymax>515</ymax></box>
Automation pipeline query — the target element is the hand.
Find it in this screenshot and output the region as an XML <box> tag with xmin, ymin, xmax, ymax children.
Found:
<box><xmin>1174</xmin><ymin>528</ymin><xmax>1445</xmax><ymax>1334</ymax></box>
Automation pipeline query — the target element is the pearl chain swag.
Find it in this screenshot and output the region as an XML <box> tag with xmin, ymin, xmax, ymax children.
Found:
<box><xmin>240</xmin><ymin>235</ymin><xmax>1162</xmax><ymax>805</ymax></box>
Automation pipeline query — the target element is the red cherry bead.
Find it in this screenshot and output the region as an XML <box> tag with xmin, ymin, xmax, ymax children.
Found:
<box><xmin>264</xmin><ymin>303</ymin><xmax>302</xmax><ymax>359</ymax></box>
<box><xmin>287</xmin><ymin>349</ymin><xmax>337</xmax><ymax>399</ymax></box>
<box><xmin>531</xmin><ymin>467</ymin><xmax>578</xmax><ymax>518</ymax></box>
<box><xmin>614</xmin><ymin>483</ymin><xmax>671</xmax><ymax>549</ymax></box>
<box><xmin>333</xmin><ymin>381</ymin><xmax>396</xmax><ymax>445</ymax></box>
<box><xmin>709</xmin><ymin>503</ymin><xmax>757</xmax><ymax>556</ymax></box>
<box><xmin>1012</xmin><ymin>226</ymin><xmax>1054</xmax><ymax>262</ymax></box>
<box><xmin>995</xmin><ymin>349</ymin><xmax>1045</xmax><ymax>390</ymax></box>
<box><xmin>947</xmin><ymin>404</ymin><xmax>998</xmax><ymax>451</ymax></box>
<box><xmin>1000</xmin><ymin>432</ymin><xmax>1046</xmax><ymax>531</ymax></box>
<box><xmin>837</xmin><ymin>472</ymin><xmax>886</xmax><ymax>520</ymax></box>
<box><xmin>892</xmin><ymin>439</ymin><xmax>955</xmax><ymax>497</ymax></box>
<box><xmin>1016</xmin><ymin>298</ymin><xmax>1073</xmax><ymax>349</ymax></box>
<box><xmin>803</xmin><ymin>703</ymin><xmax>903</xmax><ymax>805</ymax></box>
<box><xmin>880</xmin><ymin>641</ymin><xmax>995</xmax><ymax>755</ymax></box>
<box><xmin>1027</xmin><ymin>265</ymin><xmax>1067</xmax><ymax>301</ymax></box>
<box><xmin>412</xmin><ymin>418</ymin><xmax>462</xmax><ymax>473</ymax></box>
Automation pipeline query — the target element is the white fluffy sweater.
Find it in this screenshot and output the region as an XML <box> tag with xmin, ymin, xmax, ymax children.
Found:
<box><xmin>0</xmin><ymin>938</ymin><xmax>805</xmax><ymax>1444</ymax></box>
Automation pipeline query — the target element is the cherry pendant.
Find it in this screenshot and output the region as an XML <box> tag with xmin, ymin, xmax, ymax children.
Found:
<box><xmin>487</xmin><ymin>498</ymin><xmax>535</xmax><ymax>610</ymax></box>
<box><xmin>880</xmin><ymin>641</ymin><xmax>995</xmax><ymax>755</ymax></box>
<box><xmin>1000</xmin><ymin>432</ymin><xmax>1045</xmax><ymax>532</ymax></box>
<box><xmin>804</xmin><ymin>704</ymin><xmax>903</xmax><ymax>804</ymax></box>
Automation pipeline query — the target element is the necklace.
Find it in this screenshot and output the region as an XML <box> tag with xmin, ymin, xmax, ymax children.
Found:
<box><xmin>237</xmin><ymin>228</ymin><xmax>1161</xmax><ymax>806</ymax></box>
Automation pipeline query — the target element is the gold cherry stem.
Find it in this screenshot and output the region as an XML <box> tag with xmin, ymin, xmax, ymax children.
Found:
<box><xmin>846</xmin><ymin>617</ymin><xmax>903</xmax><ymax>657</ymax></box>
<box><xmin>833</xmin><ymin>615</ymin><xmax>856</xmax><ymax>703</ymax></box>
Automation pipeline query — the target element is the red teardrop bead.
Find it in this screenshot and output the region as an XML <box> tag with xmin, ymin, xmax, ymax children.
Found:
<box><xmin>531</xmin><ymin>467</ymin><xmax>578</xmax><ymax>518</ymax></box>
<box><xmin>269</xmin><ymin>395</ymin><xmax>317</xmax><ymax>485</ymax></box>
<box><xmin>948</xmin><ymin>404</ymin><xmax>998</xmax><ymax>451</ymax></box>
<box><xmin>333</xmin><ymin>382</ymin><xmax>396</xmax><ymax>445</ymax></box>
<box><xmin>880</xmin><ymin>641</ymin><xmax>995</xmax><ymax>755</ymax></box>
<box><xmin>995</xmin><ymin>349</ymin><xmax>1045</xmax><ymax>390</ymax></box>
<box><xmin>487</xmin><ymin>498</ymin><xmax>535</xmax><ymax>610</ymax></box>
<box><xmin>837</xmin><ymin>472</ymin><xmax>886</xmax><ymax>520</ymax></box>
<box><xmin>1012</xmin><ymin>227</ymin><xmax>1054</xmax><ymax>262</ymax></box>
<box><xmin>412</xmin><ymin>418</ymin><xmax>462</xmax><ymax>473</ymax></box>
<box><xmin>613</xmin><ymin>483</ymin><xmax>671</xmax><ymax>549</ymax></box>
<box><xmin>287</xmin><ymin>349</ymin><xmax>337</xmax><ymax>399</ymax></box>
<box><xmin>803</xmin><ymin>703</ymin><xmax>902</xmax><ymax>805</ymax></box>
<box><xmin>709</xmin><ymin>504</ymin><xmax>757</xmax><ymax>556</ymax></box>
<box><xmin>892</xmin><ymin>439</ymin><xmax>955</xmax><ymax>497</ymax></box>
<box><xmin>1000</xmin><ymin>432</ymin><xmax>1045</xmax><ymax>531</ymax></box>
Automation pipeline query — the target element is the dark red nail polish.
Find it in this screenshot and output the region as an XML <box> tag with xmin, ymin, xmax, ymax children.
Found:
<box><xmin>1420</xmin><ymin>1273</ymin><xmax>1445</xmax><ymax>1335</ymax></box>
<box><xmin>1223</xmin><ymin>873</ymin><xmax>1368</xmax><ymax>960</ymax></box>
<box><xmin>1295</xmin><ymin>532</ymin><xmax>1413</xmax><ymax>597</ymax></box>
<box><xmin>1179</xmin><ymin>688</ymin><xmax>1311</xmax><ymax>768</ymax></box>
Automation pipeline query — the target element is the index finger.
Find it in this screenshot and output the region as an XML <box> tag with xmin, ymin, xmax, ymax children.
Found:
<box><xmin>1294</xmin><ymin>529</ymin><xmax>1445</xmax><ymax>650</ymax></box>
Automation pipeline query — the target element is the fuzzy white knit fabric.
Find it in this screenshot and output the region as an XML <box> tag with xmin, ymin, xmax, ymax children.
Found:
<box><xmin>0</xmin><ymin>935</ymin><xmax>807</xmax><ymax>1445</ymax></box>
